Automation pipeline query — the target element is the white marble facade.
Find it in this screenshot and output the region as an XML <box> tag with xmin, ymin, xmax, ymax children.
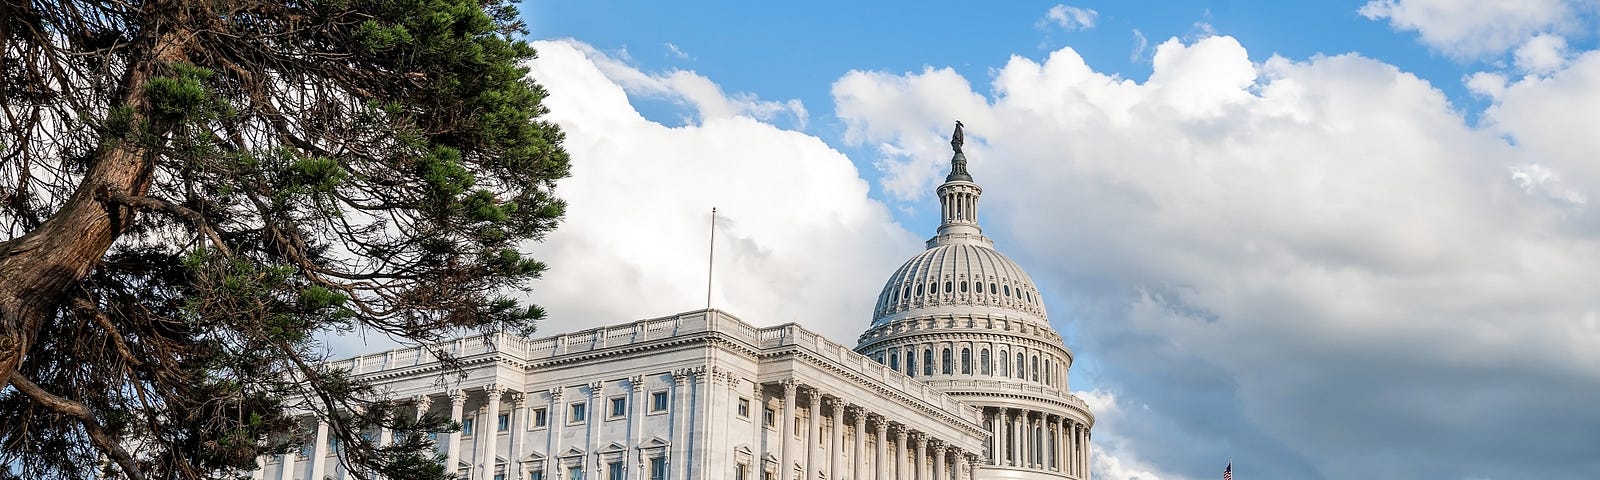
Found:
<box><xmin>257</xmin><ymin>132</ymin><xmax>1093</xmax><ymax>480</ymax></box>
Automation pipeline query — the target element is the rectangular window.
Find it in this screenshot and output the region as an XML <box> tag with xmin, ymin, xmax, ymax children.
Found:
<box><xmin>735</xmin><ymin>464</ymin><xmax>747</xmax><ymax>480</ymax></box>
<box><xmin>610</xmin><ymin>397</ymin><xmax>627</xmax><ymax>419</ymax></box>
<box><xmin>495</xmin><ymin>475</ymin><xmax>506</xmax><ymax>480</ymax></box>
<box><xmin>498</xmin><ymin>413</ymin><xmax>510</xmax><ymax>431</ymax></box>
<box><xmin>651</xmin><ymin>391</ymin><xmax>669</xmax><ymax>412</ymax></box>
<box><xmin>570</xmin><ymin>402</ymin><xmax>587</xmax><ymax>424</ymax></box>
<box><xmin>762</xmin><ymin>470</ymin><xmax>772</xmax><ymax>480</ymax></box>
<box><xmin>530</xmin><ymin>471</ymin><xmax>544</xmax><ymax>480</ymax></box>
<box><xmin>568</xmin><ymin>466</ymin><xmax>584</xmax><ymax>480</ymax></box>
<box><xmin>532</xmin><ymin>408</ymin><xmax>548</xmax><ymax>428</ymax></box>
<box><xmin>608</xmin><ymin>461</ymin><xmax>625</xmax><ymax>480</ymax></box>
<box><xmin>737</xmin><ymin>397</ymin><xmax>750</xmax><ymax>418</ymax></box>
<box><xmin>763</xmin><ymin>407</ymin><xmax>775</xmax><ymax>427</ymax></box>
<box><xmin>461</xmin><ymin>418</ymin><xmax>475</xmax><ymax>436</ymax></box>
<box><xmin>650</xmin><ymin>457</ymin><xmax>667</xmax><ymax>480</ymax></box>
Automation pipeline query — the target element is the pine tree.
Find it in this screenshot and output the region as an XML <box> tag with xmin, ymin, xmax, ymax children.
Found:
<box><xmin>0</xmin><ymin>0</ymin><xmax>568</xmax><ymax>477</ymax></box>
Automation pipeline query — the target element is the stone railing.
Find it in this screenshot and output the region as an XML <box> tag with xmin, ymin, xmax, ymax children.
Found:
<box><xmin>929</xmin><ymin>379</ymin><xmax>1092</xmax><ymax>413</ymax></box>
<box><xmin>324</xmin><ymin>310</ymin><xmax>987</xmax><ymax>425</ymax></box>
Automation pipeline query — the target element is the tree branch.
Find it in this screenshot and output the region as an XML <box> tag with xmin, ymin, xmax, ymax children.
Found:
<box><xmin>101</xmin><ymin>189</ymin><xmax>234</xmax><ymax>257</ymax></box>
<box><xmin>7</xmin><ymin>370</ymin><xmax>149</xmax><ymax>480</ymax></box>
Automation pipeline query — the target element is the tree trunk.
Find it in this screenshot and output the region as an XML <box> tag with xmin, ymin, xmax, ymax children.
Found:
<box><xmin>0</xmin><ymin>28</ymin><xmax>188</xmax><ymax>388</ymax></box>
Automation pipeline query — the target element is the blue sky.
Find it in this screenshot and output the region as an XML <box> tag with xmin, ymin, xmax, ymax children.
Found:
<box><xmin>510</xmin><ymin>1</ymin><xmax>1600</xmax><ymax>479</ymax></box>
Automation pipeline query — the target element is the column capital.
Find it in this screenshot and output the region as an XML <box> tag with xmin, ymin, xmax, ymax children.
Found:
<box><xmin>875</xmin><ymin>418</ymin><xmax>890</xmax><ymax>433</ymax></box>
<box><xmin>508</xmin><ymin>391</ymin><xmax>527</xmax><ymax>408</ymax></box>
<box><xmin>412</xmin><ymin>394</ymin><xmax>433</xmax><ymax>411</ymax></box>
<box><xmin>673</xmin><ymin>369</ymin><xmax>693</xmax><ymax>385</ymax></box>
<box><xmin>484</xmin><ymin>383</ymin><xmax>506</xmax><ymax>397</ymax></box>
<box><xmin>587</xmin><ymin>380</ymin><xmax>604</xmax><ymax>395</ymax></box>
<box><xmin>823</xmin><ymin>397</ymin><xmax>842</xmax><ymax>411</ymax></box>
<box><xmin>915</xmin><ymin>434</ymin><xmax>929</xmax><ymax>448</ymax></box>
<box><xmin>929</xmin><ymin>438</ymin><xmax>945</xmax><ymax>449</ymax></box>
<box><xmin>549</xmin><ymin>386</ymin><xmax>564</xmax><ymax>400</ymax></box>
<box><xmin>895</xmin><ymin>427</ymin><xmax>909</xmax><ymax>441</ymax></box>
<box><xmin>629</xmin><ymin>375</ymin><xmax>645</xmax><ymax>392</ymax></box>
<box><xmin>780</xmin><ymin>377</ymin><xmax>799</xmax><ymax>393</ymax></box>
<box><xmin>807</xmin><ymin>389</ymin><xmax>823</xmax><ymax>407</ymax></box>
<box><xmin>448</xmin><ymin>390</ymin><xmax>466</xmax><ymax>406</ymax></box>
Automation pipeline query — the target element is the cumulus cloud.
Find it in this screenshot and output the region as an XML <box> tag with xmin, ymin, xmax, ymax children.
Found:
<box><xmin>833</xmin><ymin>34</ymin><xmax>1600</xmax><ymax>479</ymax></box>
<box><xmin>520</xmin><ymin>39</ymin><xmax>919</xmax><ymax>342</ymax></box>
<box><xmin>1359</xmin><ymin>0</ymin><xmax>1585</xmax><ymax>59</ymax></box>
<box><xmin>1040</xmin><ymin>4</ymin><xmax>1098</xmax><ymax>32</ymax></box>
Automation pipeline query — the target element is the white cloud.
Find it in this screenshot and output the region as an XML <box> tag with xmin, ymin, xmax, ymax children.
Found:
<box><xmin>1359</xmin><ymin>0</ymin><xmax>1583</xmax><ymax>59</ymax></box>
<box><xmin>1130</xmin><ymin>29</ymin><xmax>1150</xmax><ymax>63</ymax></box>
<box><xmin>521</xmin><ymin>40</ymin><xmax>919</xmax><ymax>342</ymax></box>
<box><xmin>833</xmin><ymin>35</ymin><xmax>1600</xmax><ymax>478</ymax></box>
<box><xmin>664</xmin><ymin>42</ymin><xmax>692</xmax><ymax>60</ymax></box>
<box><xmin>1040</xmin><ymin>4</ymin><xmax>1099</xmax><ymax>32</ymax></box>
<box><xmin>565</xmin><ymin>41</ymin><xmax>807</xmax><ymax>128</ymax></box>
<box><xmin>1514</xmin><ymin>33</ymin><xmax>1570</xmax><ymax>74</ymax></box>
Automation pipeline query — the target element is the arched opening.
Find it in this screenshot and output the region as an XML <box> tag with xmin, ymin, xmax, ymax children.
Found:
<box><xmin>961</xmin><ymin>348</ymin><xmax>972</xmax><ymax>374</ymax></box>
<box><xmin>980</xmin><ymin>349</ymin><xmax>991</xmax><ymax>375</ymax></box>
<box><xmin>998</xmin><ymin>350</ymin><xmax>1009</xmax><ymax>377</ymax></box>
<box><xmin>923</xmin><ymin>349</ymin><xmax>934</xmax><ymax>377</ymax></box>
<box><xmin>942</xmin><ymin>348</ymin><xmax>953</xmax><ymax>375</ymax></box>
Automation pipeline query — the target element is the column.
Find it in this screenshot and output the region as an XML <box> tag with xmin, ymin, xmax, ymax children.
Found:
<box><xmin>278</xmin><ymin>452</ymin><xmax>295</xmax><ymax>480</ymax></box>
<box><xmin>914</xmin><ymin>435</ymin><xmax>927</xmax><ymax>480</ymax></box>
<box><xmin>894</xmin><ymin>428</ymin><xmax>909</xmax><ymax>480</ymax></box>
<box><xmin>932</xmin><ymin>443</ymin><xmax>946</xmax><ymax>480</ymax></box>
<box><xmin>588</xmin><ymin>381</ymin><xmax>604</xmax><ymax>476</ymax></box>
<box><xmin>672</xmin><ymin>372</ymin><xmax>691</xmax><ymax>480</ymax></box>
<box><xmin>629</xmin><ymin>376</ymin><xmax>645</xmax><ymax>480</ymax></box>
<box><xmin>807</xmin><ymin>390</ymin><xmax>822</xmax><ymax>480</ymax></box>
<box><xmin>309</xmin><ymin>420</ymin><xmax>329</xmax><ymax>480</ymax></box>
<box><xmin>481</xmin><ymin>384</ymin><xmax>505</xmax><ymax>479</ymax></box>
<box><xmin>548</xmin><ymin>388</ymin><xmax>565</xmax><ymax>479</ymax></box>
<box><xmin>509</xmin><ymin>391</ymin><xmax>527</xmax><ymax>478</ymax></box>
<box><xmin>1028</xmin><ymin>413</ymin><xmax>1038</xmax><ymax>468</ymax></box>
<box><xmin>1071</xmin><ymin>423</ymin><xmax>1081</xmax><ymax>478</ymax></box>
<box><xmin>1007</xmin><ymin>410</ymin><xmax>1019</xmax><ymax>467</ymax></box>
<box><xmin>414</xmin><ymin>395</ymin><xmax>433</xmax><ymax>421</ymax></box>
<box><xmin>987</xmin><ymin>410</ymin><xmax>1001</xmax><ymax>466</ymax></box>
<box><xmin>852</xmin><ymin>407</ymin><xmax>867</xmax><ymax>480</ymax></box>
<box><xmin>751</xmin><ymin>382</ymin><xmax>765</xmax><ymax>479</ymax></box>
<box><xmin>779</xmin><ymin>380</ymin><xmax>798</xmax><ymax>480</ymax></box>
<box><xmin>446</xmin><ymin>390</ymin><xmax>466</xmax><ymax>476</ymax></box>
<box><xmin>829</xmin><ymin>399</ymin><xmax>844</xmax><ymax>480</ymax></box>
<box><xmin>874</xmin><ymin>419</ymin><xmax>888</xmax><ymax>480</ymax></box>
<box><xmin>1084</xmin><ymin>430</ymin><xmax>1091</xmax><ymax>480</ymax></box>
<box><xmin>250</xmin><ymin>457</ymin><xmax>265</xmax><ymax>480</ymax></box>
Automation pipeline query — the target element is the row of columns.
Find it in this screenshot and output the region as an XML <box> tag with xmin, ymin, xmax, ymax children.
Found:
<box><xmin>985</xmin><ymin>408</ymin><xmax>1091</xmax><ymax>479</ymax></box>
<box><xmin>775</xmin><ymin>379</ymin><xmax>979</xmax><ymax>480</ymax></box>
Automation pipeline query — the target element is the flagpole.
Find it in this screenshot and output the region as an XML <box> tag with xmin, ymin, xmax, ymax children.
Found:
<box><xmin>706</xmin><ymin>207</ymin><xmax>716</xmax><ymax>310</ymax></box>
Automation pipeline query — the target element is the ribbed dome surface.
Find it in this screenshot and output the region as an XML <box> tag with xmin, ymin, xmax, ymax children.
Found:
<box><xmin>872</xmin><ymin>243</ymin><xmax>1047</xmax><ymax>324</ymax></box>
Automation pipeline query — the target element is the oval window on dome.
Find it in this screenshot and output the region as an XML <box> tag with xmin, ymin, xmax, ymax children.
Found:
<box><xmin>1003</xmin><ymin>285</ymin><xmax>1011</xmax><ymax>296</ymax></box>
<box><xmin>916</xmin><ymin>284</ymin><xmax>924</xmax><ymax>297</ymax></box>
<box><xmin>990</xmin><ymin>283</ymin><xmax>997</xmax><ymax>295</ymax></box>
<box><xmin>959</xmin><ymin>281</ymin><xmax>968</xmax><ymax>293</ymax></box>
<box><xmin>944</xmin><ymin>281</ymin><xmax>953</xmax><ymax>293</ymax></box>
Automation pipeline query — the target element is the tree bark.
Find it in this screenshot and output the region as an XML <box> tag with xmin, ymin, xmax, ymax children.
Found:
<box><xmin>0</xmin><ymin>27</ymin><xmax>189</xmax><ymax>388</ymax></box>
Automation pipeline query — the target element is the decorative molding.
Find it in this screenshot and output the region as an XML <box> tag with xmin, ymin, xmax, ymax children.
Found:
<box><xmin>448</xmin><ymin>390</ymin><xmax>466</xmax><ymax>405</ymax></box>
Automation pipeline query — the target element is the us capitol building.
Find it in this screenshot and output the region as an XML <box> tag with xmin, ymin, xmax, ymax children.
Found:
<box><xmin>256</xmin><ymin>124</ymin><xmax>1094</xmax><ymax>480</ymax></box>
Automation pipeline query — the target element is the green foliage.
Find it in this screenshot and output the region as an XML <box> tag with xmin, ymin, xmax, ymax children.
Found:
<box><xmin>0</xmin><ymin>0</ymin><xmax>570</xmax><ymax>478</ymax></box>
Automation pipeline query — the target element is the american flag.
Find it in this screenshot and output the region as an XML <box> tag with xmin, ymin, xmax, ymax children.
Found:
<box><xmin>1223</xmin><ymin>461</ymin><xmax>1232</xmax><ymax>480</ymax></box>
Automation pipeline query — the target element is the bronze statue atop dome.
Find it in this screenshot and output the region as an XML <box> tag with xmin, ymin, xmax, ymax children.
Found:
<box><xmin>947</xmin><ymin>120</ymin><xmax>972</xmax><ymax>181</ymax></box>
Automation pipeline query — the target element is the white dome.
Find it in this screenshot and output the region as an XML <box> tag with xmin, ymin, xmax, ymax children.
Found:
<box><xmin>871</xmin><ymin>242</ymin><xmax>1048</xmax><ymax>325</ymax></box>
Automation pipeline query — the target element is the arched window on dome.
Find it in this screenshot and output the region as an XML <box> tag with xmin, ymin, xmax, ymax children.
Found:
<box><xmin>1031</xmin><ymin>355</ymin><xmax>1040</xmax><ymax>382</ymax></box>
<box><xmin>961</xmin><ymin>348</ymin><xmax>972</xmax><ymax>374</ymax></box>
<box><xmin>923</xmin><ymin>349</ymin><xmax>935</xmax><ymax>377</ymax></box>
<box><xmin>942</xmin><ymin>348</ymin><xmax>952</xmax><ymax>374</ymax></box>
<box><xmin>1044</xmin><ymin>360</ymin><xmax>1052</xmax><ymax>386</ymax></box>
<box><xmin>904</xmin><ymin>351</ymin><xmax>915</xmax><ymax>377</ymax></box>
<box><xmin>889</xmin><ymin>349</ymin><xmax>900</xmax><ymax>372</ymax></box>
<box><xmin>998</xmin><ymin>350</ymin><xmax>1009</xmax><ymax>376</ymax></box>
<box><xmin>980</xmin><ymin>349</ymin><xmax>991</xmax><ymax>375</ymax></box>
<box><xmin>1016</xmin><ymin>353</ymin><xmax>1025</xmax><ymax>379</ymax></box>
